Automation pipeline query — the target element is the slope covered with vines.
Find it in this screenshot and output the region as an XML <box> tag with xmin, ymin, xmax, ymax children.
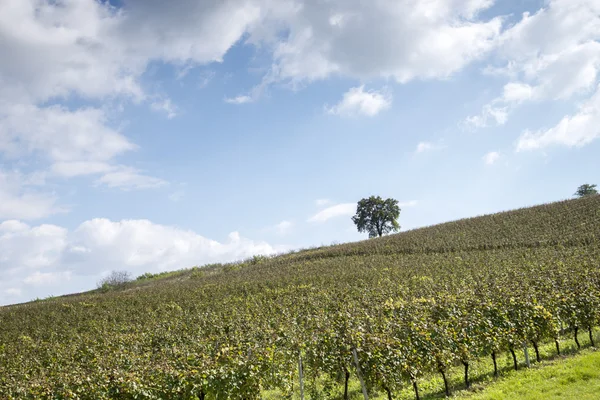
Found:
<box><xmin>1</xmin><ymin>196</ymin><xmax>599</xmax><ymax>399</ymax></box>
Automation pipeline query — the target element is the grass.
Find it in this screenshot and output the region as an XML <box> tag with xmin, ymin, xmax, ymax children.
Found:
<box><xmin>458</xmin><ymin>349</ymin><xmax>600</xmax><ymax>400</ymax></box>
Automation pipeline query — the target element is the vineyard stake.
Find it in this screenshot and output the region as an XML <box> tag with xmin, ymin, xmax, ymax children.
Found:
<box><xmin>298</xmin><ymin>352</ymin><xmax>305</xmax><ymax>400</ymax></box>
<box><xmin>352</xmin><ymin>347</ymin><xmax>369</xmax><ymax>400</ymax></box>
<box><xmin>522</xmin><ymin>342</ymin><xmax>530</xmax><ymax>368</ymax></box>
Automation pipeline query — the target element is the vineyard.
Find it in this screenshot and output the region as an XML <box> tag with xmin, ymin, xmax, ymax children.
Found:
<box><xmin>1</xmin><ymin>196</ymin><xmax>599</xmax><ymax>399</ymax></box>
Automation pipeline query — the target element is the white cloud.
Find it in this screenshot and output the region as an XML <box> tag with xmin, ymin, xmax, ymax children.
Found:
<box><xmin>150</xmin><ymin>98</ymin><xmax>178</xmax><ymax>119</ymax></box>
<box><xmin>51</xmin><ymin>161</ymin><xmax>114</xmax><ymax>178</ymax></box>
<box><xmin>95</xmin><ymin>167</ymin><xmax>167</xmax><ymax>190</ymax></box>
<box><xmin>466</xmin><ymin>0</ymin><xmax>600</xmax><ymax>130</ymax></box>
<box><xmin>415</xmin><ymin>141</ymin><xmax>446</xmax><ymax>154</ymax></box>
<box><xmin>71</xmin><ymin>218</ymin><xmax>277</xmax><ymax>272</ymax></box>
<box><xmin>263</xmin><ymin>0</ymin><xmax>502</xmax><ymax>84</ymax></box>
<box><xmin>501</xmin><ymin>82</ymin><xmax>535</xmax><ymax>103</ymax></box>
<box><xmin>24</xmin><ymin>271</ymin><xmax>72</xmax><ymax>286</ymax></box>
<box><xmin>483</xmin><ymin>151</ymin><xmax>501</xmax><ymax>165</ymax></box>
<box><xmin>464</xmin><ymin>103</ymin><xmax>508</xmax><ymax>129</ymax></box>
<box><xmin>315</xmin><ymin>199</ymin><xmax>332</xmax><ymax>207</ymax></box>
<box><xmin>308</xmin><ymin>203</ymin><xmax>355</xmax><ymax>222</ymax></box>
<box><xmin>0</xmin><ymin>218</ymin><xmax>278</xmax><ymax>305</ymax></box>
<box><xmin>0</xmin><ymin>170</ymin><xmax>63</xmax><ymax>220</ymax></box>
<box><xmin>1</xmin><ymin>0</ymin><xmax>268</xmax><ymax>198</ymax></box>
<box><xmin>3</xmin><ymin>288</ymin><xmax>21</xmax><ymax>296</ymax></box>
<box><xmin>275</xmin><ymin>220</ymin><xmax>293</xmax><ymax>235</ymax></box>
<box><xmin>0</xmin><ymin>102</ymin><xmax>168</xmax><ymax>193</ymax></box>
<box><xmin>326</xmin><ymin>86</ymin><xmax>392</xmax><ymax>117</ymax></box>
<box><xmin>225</xmin><ymin>95</ymin><xmax>254</xmax><ymax>104</ymax></box>
<box><xmin>0</xmin><ymin>221</ymin><xmax>68</xmax><ymax>271</ymax></box>
<box><xmin>50</xmin><ymin>162</ymin><xmax>164</xmax><ymax>190</ymax></box>
<box><xmin>0</xmin><ymin>0</ymin><xmax>526</xmax><ymax>203</ymax></box>
<box><xmin>416</xmin><ymin>142</ymin><xmax>434</xmax><ymax>153</ymax></box>
<box><xmin>0</xmin><ymin>103</ymin><xmax>135</xmax><ymax>163</ymax></box>
<box><xmin>516</xmin><ymin>85</ymin><xmax>600</xmax><ymax>151</ymax></box>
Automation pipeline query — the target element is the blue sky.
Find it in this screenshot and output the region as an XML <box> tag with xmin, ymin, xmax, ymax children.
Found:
<box><xmin>1</xmin><ymin>0</ymin><xmax>599</xmax><ymax>305</ymax></box>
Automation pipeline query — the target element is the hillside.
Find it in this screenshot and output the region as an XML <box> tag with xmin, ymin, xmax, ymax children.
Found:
<box><xmin>1</xmin><ymin>196</ymin><xmax>599</xmax><ymax>399</ymax></box>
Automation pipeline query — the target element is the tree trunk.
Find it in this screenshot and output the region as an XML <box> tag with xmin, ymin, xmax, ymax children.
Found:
<box><xmin>344</xmin><ymin>368</ymin><xmax>350</xmax><ymax>400</ymax></box>
<box><xmin>531</xmin><ymin>341</ymin><xmax>541</xmax><ymax>362</ymax></box>
<box><xmin>352</xmin><ymin>348</ymin><xmax>369</xmax><ymax>400</ymax></box>
<box><xmin>411</xmin><ymin>377</ymin><xmax>420</xmax><ymax>400</ymax></box>
<box><xmin>462</xmin><ymin>361</ymin><xmax>470</xmax><ymax>389</ymax></box>
<box><xmin>510</xmin><ymin>347</ymin><xmax>518</xmax><ymax>371</ymax></box>
<box><xmin>491</xmin><ymin>352</ymin><xmax>498</xmax><ymax>378</ymax></box>
<box><xmin>384</xmin><ymin>386</ymin><xmax>393</xmax><ymax>400</ymax></box>
<box><xmin>555</xmin><ymin>339</ymin><xmax>561</xmax><ymax>356</ymax></box>
<box><xmin>199</xmin><ymin>390</ymin><xmax>205</xmax><ymax>400</ymax></box>
<box><xmin>298</xmin><ymin>353</ymin><xmax>305</xmax><ymax>400</ymax></box>
<box><xmin>589</xmin><ymin>326</ymin><xmax>595</xmax><ymax>347</ymax></box>
<box><xmin>440</xmin><ymin>368</ymin><xmax>450</xmax><ymax>397</ymax></box>
<box><xmin>574</xmin><ymin>326</ymin><xmax>581</xmax><ymax>349</ymax></box>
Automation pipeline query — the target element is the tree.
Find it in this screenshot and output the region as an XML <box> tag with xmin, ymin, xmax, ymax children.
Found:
<box><xmin>351</xmin><ymin>196</ymin><xmax>400</xmax><ymax>238</ymax></box>
<box><xmin>574</xmin><ymin>184</ymin><xmax>598</xmax><ymax>198</ymax></box>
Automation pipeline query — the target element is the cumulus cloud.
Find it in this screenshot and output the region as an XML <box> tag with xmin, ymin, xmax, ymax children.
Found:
<box><xmin>1</xmin><ymin>0</ymin><xmax>266</xmax><ymax>197</ymax></box>
<box><xmin>0</xmin><ymin>220</ymin><xmax>68</xmax><ymax>273</ymax></box>
<box><xmin>483</xmin><ymin>151</ymin><xmax>501</xmax><ymax>165</ymax></box>
<box><xmin>264</xmin><ymin>0</ymin><xmax>501</xmax><ymax>84</ymax></box>
<box><xmin>516</xmin><ymin>85</ymin><xmax>600</xmax><ymax>151</ymax></box>
<box><xmin>0</xmin><ymin>218</ymin><xmax>277</xmax><ymax>306</ymax></box>
<box><xmin>0</xmin><ymin>170</ymin><xmax>63</xmax><ymax>220</ymax></box>
<box><xmin>416</xmin><ymin>142</ymin><xmax>434</xmax><ymax>153</ymax></box>
<box><xmin>0</xmin><ymin>103</ymin><xmax>135</xmax><ymax>163</ymax></box>
<box><xmin>274</xmin><ymin>220</ymin><xmax>294</xmax><ymax>235</ymax></box>
<box><xmin>0</xmin><ymin>0</ymin><xmax>535</xmax><ymax>203</ymax></box>
<box><xmin>415</xmin><ymin>141</ymin><xmax>446</xmax><ymax>154</ymax></box>
<box><xmin>466</xmin><ymin>0</ymin><xmax>600</xmax><ymax>134</ymax></box>
<box><xmin>326</xmin><ymin>86</ymin><xmax>392</xmax><ymax>117</ymax></box>
<box><xmin>308</xmin><ymin>203</ymin><xmax>355</xmax><ymax>222</ymax></box>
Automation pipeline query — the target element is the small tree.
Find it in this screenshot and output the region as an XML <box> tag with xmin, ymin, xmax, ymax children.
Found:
<box><xmin>97</xmin><ymin>270</ymin><xmax>132</xmax><ymax>290</ymax></box>
<box><xmin>574</xmin><ymin>184</ymin><xmax>598</xmax><ymax>198</ymax></box>
<box><xmin>352</xmin><ymin>196</ymin><xmax>401</xmax><ymax>238</ymax></box>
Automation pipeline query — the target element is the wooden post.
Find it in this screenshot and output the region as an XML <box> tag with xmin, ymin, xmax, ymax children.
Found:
<box><xmin>298</xmin><ymin>352</ymin><xmax>305</xmax><ymax>400</ymax></box>
<box><xmin>523</xmin><ymin>342</ymin><xmax>530</xmax><ymax>368</ymax></box>
<box><xmin>352</xmin><ymin>348</ymin><xmax>369</xmax><ymax>400</ymax></box>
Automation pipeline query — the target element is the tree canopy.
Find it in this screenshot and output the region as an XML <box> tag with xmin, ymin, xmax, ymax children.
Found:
<box><xmin>351</xmin><ymin>196</ymin><xmax>401</xmax><ymax>238</ymax></box>
<box><xmin>574</xmin><ymin>184</ymin><xmax>598</xmax><ymax>198</ymax></box>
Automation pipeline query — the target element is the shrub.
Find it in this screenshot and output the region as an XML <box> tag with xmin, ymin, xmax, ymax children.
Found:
<box><xmin>97</xmin><ymin>270</ymin><xmax>132</xmax><ymax>291</ymax></box>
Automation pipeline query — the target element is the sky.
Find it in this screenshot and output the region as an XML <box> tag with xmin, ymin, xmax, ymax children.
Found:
<box><xmin>1</xmin><ymin>0</ymin><xmax>599</xmax><ymax>306</ymax></box>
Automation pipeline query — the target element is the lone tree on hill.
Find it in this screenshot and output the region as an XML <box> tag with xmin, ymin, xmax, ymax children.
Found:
<box><xmin>574</xmin><ymin>184</ymin><xmax>598</xmax><ymax>198</ymax></box>
<box><xmin>352</xmin><ymin>196</ymin><xmax>401</xmax><ymax>238</ymax></box>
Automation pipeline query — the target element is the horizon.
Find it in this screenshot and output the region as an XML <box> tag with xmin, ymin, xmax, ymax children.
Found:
<box><xmin>1</xmin><ymin>194</ymin><xmax>591</xmax><ymax>307</ymax></box>
<box><xmin>1</xmin><ymin>0</ymin><xmax>599</xmax><ymax>306</ymax></box>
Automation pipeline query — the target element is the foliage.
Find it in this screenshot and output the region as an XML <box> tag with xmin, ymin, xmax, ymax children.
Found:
<box><xmin>352</xmin><ymin>196</ymin><xmax>401</xmax><ymax>238</ymax></box>
<box><xmin>96</xmin><ymin>270</ymin><xmax>132</xmax><ymax>290</ymax></box>
<box><xmin>574</xmin><ymin>183</ymin><xmax>598</xmax><ymax>198</ymax></box>
<box><xmin>0</xmin><ymin>196</ymin><xmax>599</xmax><ymax>400</ymax></box>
